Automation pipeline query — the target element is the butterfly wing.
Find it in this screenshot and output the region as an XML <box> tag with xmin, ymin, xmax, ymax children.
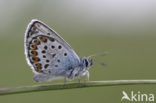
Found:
<box><xmin>25</xmin><ymin>19</ymin><xmax>80</xmax><ymax>74</ymax></box>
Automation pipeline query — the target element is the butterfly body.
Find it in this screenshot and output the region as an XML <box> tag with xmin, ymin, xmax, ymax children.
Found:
<box><xmin>25</xmin><ymin>19</ymin><xmax>93</xmax><ymax>82</ymax></box>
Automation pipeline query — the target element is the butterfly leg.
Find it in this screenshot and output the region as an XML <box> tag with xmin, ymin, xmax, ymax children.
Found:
<box><xmin>77</xmin><ymin>77</ymin><xmax>81</xmax><ymax>87</ymax></box>
<box><xmin>63</xmin><ymin>77</ymin><xmax>67</xmax><ymax>88</ymax></box>
<box><xmin>83</xmin><ymin>71</ymin><xmax>89</xmax><ymax>86</ymax></box>
<box><xmin>85</xmin><ymin>71</ymin><xmax>89</xmax><ymax>81</ymax></box>
<box><xmin>64</xmin><ymin>77</ymin><xmax>67</xmax><ymax>84</ymax></box>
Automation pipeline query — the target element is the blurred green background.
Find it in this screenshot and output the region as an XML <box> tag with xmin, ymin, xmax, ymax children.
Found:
<box><xmin>0</xmin><ymin>0</ymin><xmax>156</xmax><ymax>103</ymax></box>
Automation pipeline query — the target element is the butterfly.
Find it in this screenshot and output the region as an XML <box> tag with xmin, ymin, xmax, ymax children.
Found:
<box><xmin>24</xmin><ymin>19</ymin><xmax>93</xmax><ymax>82</ymax></box>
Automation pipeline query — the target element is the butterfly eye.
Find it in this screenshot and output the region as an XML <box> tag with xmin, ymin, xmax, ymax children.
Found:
<box><xmin>84</xmin><ymin>59</ymin><xmax>88</xmax><ymax>67</ymax></box>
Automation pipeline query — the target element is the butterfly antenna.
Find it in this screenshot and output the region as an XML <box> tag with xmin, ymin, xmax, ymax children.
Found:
<box><xmin>88</xmin><ymin>52</ymin><xmax>109</xmax><ymax>58</ymax></box>
<box><xmin>92</xmin><ymin>58</ymin><xmax>107</xmax><ymax>66</ymax></box>
<box><xmin>88</xmin><ymin>52</ymin><xmax>109</xmax><ymax>66</ymax></box>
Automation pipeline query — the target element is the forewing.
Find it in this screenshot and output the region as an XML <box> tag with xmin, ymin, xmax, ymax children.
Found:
<box><xmin>25</xmin><ymin>19</ymin><xmax>80</xmax><ymax>74</ymax></box>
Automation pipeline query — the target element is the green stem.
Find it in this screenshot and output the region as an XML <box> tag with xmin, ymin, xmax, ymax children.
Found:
<box><xmin>0</xmin><ymin>80</ymin><xmax>156</xmax><ymax>96</ymax></box>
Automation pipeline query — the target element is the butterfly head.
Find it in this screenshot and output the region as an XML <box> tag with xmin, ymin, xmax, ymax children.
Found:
<box><xmin>81</xmin><ymin>57</ymin><xmax>93</xmax><ymax>70</ymax></box>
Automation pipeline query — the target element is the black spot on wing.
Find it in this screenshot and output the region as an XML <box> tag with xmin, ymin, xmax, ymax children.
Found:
<box><xmin>46</xmin><ymin>60</ymin><xmax>50</xmax><ymax>63</ymax></box>
<box><xmin>42</xmin><ymin>50</ymin><xmax>46</xmax><ymax>53</ymax></box>
<box><xmin>51</xmin><ymin>45</ymin><xmax>55</xmax><ymax>49</ymax></box>
<box><xmin>43</xmin><ymin>55</ymin><xmax>46</xmax><ymax>58</ymax></box>
<box><xmin>49</xmin><ymin>37</ymin><xmax>55</xmax><ymax>42</ymax></box>
<box><xmin>64</xmin><ymin>53</ymin><xmax>67</xmax><ymax>56</ymax></box>
<box><xmin>52</xmin><ymin>54</ymin><xmax>56</xmax><ymax>57</ymax></box>
<box><xmin>58</xmin><ymin>45</ymin><xmax>62</xmax><ymax>49</ymax></box>
<box><xmin>57</xmin><ymin>59</ymin><xmax>60</xmax><ymax>62</ymax></box>
<box><xmin>44</xmin><ymin>45</ymin><xmax>48</xmax><ymax>50</ymax></box>
<box><xmin>44</xmin><ymin>64</ymin><xmax>49</xmax><ymax>69</ymax></box>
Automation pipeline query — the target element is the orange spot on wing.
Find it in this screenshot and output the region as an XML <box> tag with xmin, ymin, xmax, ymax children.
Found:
<box><xmin>33</xmin><ymin>57</ymin><xmax>39</xmax><ymax>63</ymax></box>
<box><xmin>32</xmin><ymin>50</ymin><xmax>36</xmax><ymax>57</ymax></box>
<box><xmin>35</xmin><ymin>40</ymin><xmax>40</xmax><ymax>45</ymax></box>
<box><xmin>36</xmin><ymin>63</ymin><xmax>42</xmax><ymax>72</ymax></box>
<box><xmin>33</xmin><ymin>45</ymin><xmax>37</xmax><ymax>50</ymax></box>
<box><xmin>29</xmin><ymin>39</ymin><xmax>43</xmax><ymax>73</ymax></box>
<box><xmin>41</xmin><ymin>37</ymin><xmax>47</xmax><ymax>42</ymax></box>
<box><xmin>31</xmin><ymin>39</ymin><xmax>40</xmax><ymax>51</ymax></box>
